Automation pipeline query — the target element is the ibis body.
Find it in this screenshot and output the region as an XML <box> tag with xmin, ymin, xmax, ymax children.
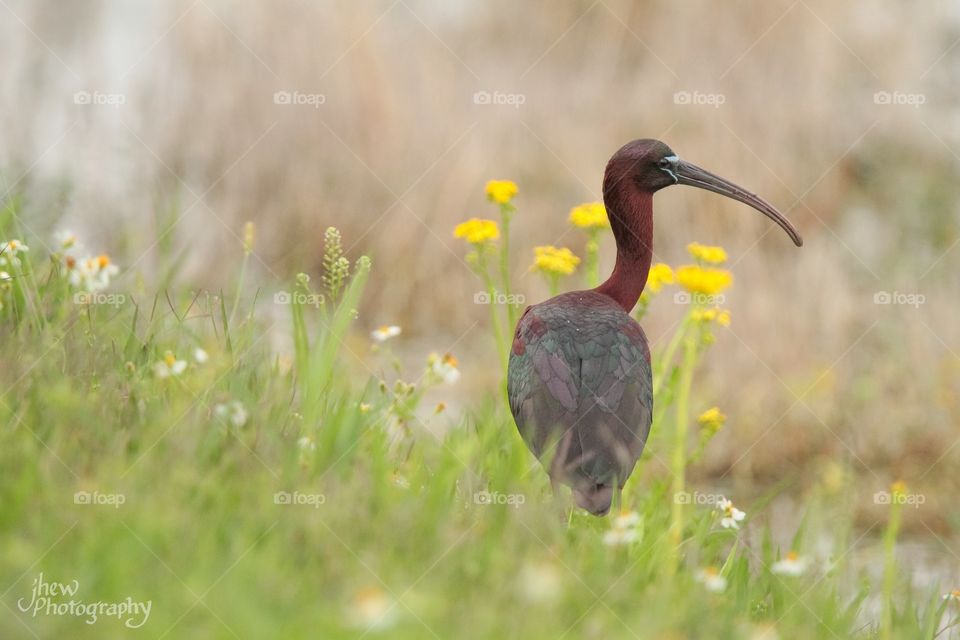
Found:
<box><xmin>507</xmin><ymin>139</ymin><xmax>802</xmax><ymax>515</ymax></box>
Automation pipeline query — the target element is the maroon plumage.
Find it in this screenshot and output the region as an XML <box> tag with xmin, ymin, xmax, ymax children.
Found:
<box><xmin>507</xmin><ymin>139</ymin><xmax>802</xmax><ymax>515</ymax></box>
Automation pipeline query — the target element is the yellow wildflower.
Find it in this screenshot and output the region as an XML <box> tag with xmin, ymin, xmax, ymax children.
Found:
<box><xmin>486</xmin><ymin>180</ymin><xmax>518</xmax><ymax>205</ymax></box>
<box><xmin>890</xmin><ymin>480</ymin><xmax>908</xmax><ymax>498</ymax></box>
<box><xmin>686</xmin><ymin>242</ymin><xmax>728</xmax><ymax>264</ymax></box>
<box><xmin>646</xmin><ymin>263</ymin><xmax>674</xmax><ymax>293</ymax></box>
<box><xmin>569</xmin><ymin>202</ymin><xmax>609</xmax><ymax>229</ymax></box>
<box><xmin>697</xmin><ymin>407</ymin><xmax>726</xmax><ymax>435</ymax></box>
<box><xmin>531</xmin><ymin>246</ymin><xmax>580</xmax><ymax>276</ymax></box>
<box><xmin>691</xmin><ymin>308</ymin><xmax>731</xmax><ymax>326</ymax></box>
<box><xmin>453</xmin><ymin>218</ymin><xmax>500</xmax><ymax>245</ymax></box>
<box><xmin>676</xmin><ymin>265</ymin><xmax>733</xmax><ymax>295</ymax></box>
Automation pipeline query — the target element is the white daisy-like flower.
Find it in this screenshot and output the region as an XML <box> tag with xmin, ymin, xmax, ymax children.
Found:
<box><xmin>55</xmin><ymin>230</ymin><xmax>79</xmax><ymax>251</ymax></box>
<box><xmin>610</xmin><ymin>510</ymin><xmax>641</xmax><ymax>529</ymax></box>
<box><xmin>371</xmin><ymin>325</ymin><xmax>401</xmax><ymax>342</ymax></box>
<box><xmin>696</xmin><ymin>566</ymin><xmax>728</xmax><ymax>593</ymax></box>
<box><xmin>297</xmin><ymin>436</ymin><xmax>316</xmax><ymax>452</ymax></box>
<box><xmin>214</xmin><ymin>401</ymin><xmax>248</xmax><ymax>428</ymax></box>
<box><xmin>943</xmin><ymin>589</ymin><xmax>960</xmax><ymax>602</ymax></box>
<box><xmin>429</xmin><ymin>352</ymin><xmax>461</xmax><ymax>384</ymax></box>
<box><xmin>68</xmin><ymin>254</ymin><xmax>119</xmax><ymax>292</ymax></box>
<box><xmin>347</xmin><ymin>587</ymin><xmax>397</xmax><ymax>631</ymax></box>
<box><xmin>154</xmin><ymin>351</ymin><xmax>187</xmax><ymax>378</ymax></box>
<box><xmin>517</xmin><ymin>560</ymin><xmax>563</xmax><ymax>604</ymax></box>
<box><xmin>717</xmin><ymin>498</ymin><xmax>746</xmax><ymax>530</ymax></box>
<box><xmin>194</xmin><ymin>348</ymin><xmax>209</xmax><ymax>364</ymax></box>
<box><xmin>603</xmin><ymin>510</ymin><xmax>643</xmax><ymax>547</ymax></box>
<box><xmin>603</xmin><ymin>527</ymin><xmax>641</xmax><ymax>547</ymax></box>
<box><xmin>771</xmin><ymin>551</ymin><xmax>810</xmax><ymax>576</ymax></box>
<box><xmin>0</xmin><ymin>239</ymin><xmax>28</xmax><ymax>266</ymax></box>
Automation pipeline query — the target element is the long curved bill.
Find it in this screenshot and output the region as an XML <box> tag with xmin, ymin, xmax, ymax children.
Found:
<box><xmin>674</xmin><ymin>159</ymin><xmax>803</xmax><ymax>247</ymax></box>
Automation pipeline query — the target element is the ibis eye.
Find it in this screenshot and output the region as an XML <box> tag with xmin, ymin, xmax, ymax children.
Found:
<box><xmin>658</xmin><ymin>158</ymin><xmax>673</xmax><ymax>170</ymax></box>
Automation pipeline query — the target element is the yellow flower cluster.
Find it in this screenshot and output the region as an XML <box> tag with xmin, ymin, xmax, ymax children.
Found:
<box><xmin>675</xmin><ymin>265</ymin><xmax>733</xmax><ymax>295</ymax></box>
<box><xmin>646</xmin><ymin>263</ymin><xmax>674</xmax><ymax>293</ymax></box>
<box><xmin>569</xmin><ymin>202</ymin><xmax>609</xmax><ymax>229</ymax></box>
<box><xmin>486</xmin><ymin>180</ymin><xmax>518</xmax><ymax>205</ymax></box>
<box><xmin>697</xmin><ymin>407</ymin><xmax>726</xmax><ymax>435</ymax></box>
<box><xmin>686</xmin><ymin>242</ymin><xmax>728</xmax><ymax>264</ymax></box>
<box><xmin>691</xmin><ymin>308</ymin><xmax>731</xmax><ymax>326</ymax></box>
<box><xmin>890</xmin><ymin>480</ymin><xmax>908</xmax><ymax>498</ymax></box>
<box><xmin>531</xmin><ymin>246</ymin><xmax>580</xmax><ymax>276</ymax></box>
<box><xmin>454</xmin><ymin>218</ymin><xmax>500</xmax><ymax>245</ymax></box>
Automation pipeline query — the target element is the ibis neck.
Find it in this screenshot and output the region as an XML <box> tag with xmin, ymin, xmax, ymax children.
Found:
<box><xmin>593</xmin><ymin>186</ymin><xmax>653</xmax><ymax>312</ymax></box>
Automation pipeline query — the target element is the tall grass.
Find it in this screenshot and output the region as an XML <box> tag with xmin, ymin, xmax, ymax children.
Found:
<box><xmin>1</xmin><ymin>213</ymin><xmax>956</xmax><ymax>638</ymax></box>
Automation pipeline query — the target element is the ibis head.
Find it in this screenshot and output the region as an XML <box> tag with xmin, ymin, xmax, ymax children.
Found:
<box><xmin>604</xmin><ymin>138</ymin><xmax>803</xmax><ymax>247</ymax></box>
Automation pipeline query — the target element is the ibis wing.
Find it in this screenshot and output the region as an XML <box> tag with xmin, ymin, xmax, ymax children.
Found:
<box><xmin>507</xmin><ymin>295</ymin><xmax>653</xmax><ymax>488</ymax></box>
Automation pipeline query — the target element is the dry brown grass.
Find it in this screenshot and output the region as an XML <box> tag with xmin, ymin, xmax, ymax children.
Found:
<box><xmin>1</xmin><ymin>0</ymin><xmax>958</xmax><ymax>496</ymax></box>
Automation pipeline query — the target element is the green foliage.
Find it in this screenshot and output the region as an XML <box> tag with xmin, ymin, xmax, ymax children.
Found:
<box><xmin>0</xmin><ymin>223</ymin><xmax>955</xmax><ymax>639</ymax></box>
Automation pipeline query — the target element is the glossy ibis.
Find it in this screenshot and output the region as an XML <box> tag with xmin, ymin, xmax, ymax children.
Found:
<box><xmin>507</xmin><ymin>139</ymin><xmax>802</xmax><ymax>515</ymax></box>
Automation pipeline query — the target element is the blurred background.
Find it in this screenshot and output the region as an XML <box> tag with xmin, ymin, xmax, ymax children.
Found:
<box><xmin>1</xmin><ymin>0</ymin><xmax>958</xmax><ymax>538</ymax></box>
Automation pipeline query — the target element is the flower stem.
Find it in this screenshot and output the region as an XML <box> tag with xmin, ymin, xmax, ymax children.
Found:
<box><xmin>882</xmin><ymin>494</ymin><xmax>903</xmax><ymax>639</ymax></box>
<box><xmin>498</xmin><ymin>205</ymin><xmax>517</xmax><ymax>330</ymax></box>
<box><xmin>654</xmin><ymin>317</ymin><xmax>688</xmax><ymax>399</ymax></box>
<box><xmin>479</xmin><ymin>250</ymin><xmax>508</xmax><ymax>375</ymax></box>
<box><xmin>585</xmin><ymin>232</ymin><xmax>600</xmax><ymax>288</ymax></box>
<box><xmin>668</xmin><ymin>330</ymin><xmax>698</xmax><ymax>573</ymax></box>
